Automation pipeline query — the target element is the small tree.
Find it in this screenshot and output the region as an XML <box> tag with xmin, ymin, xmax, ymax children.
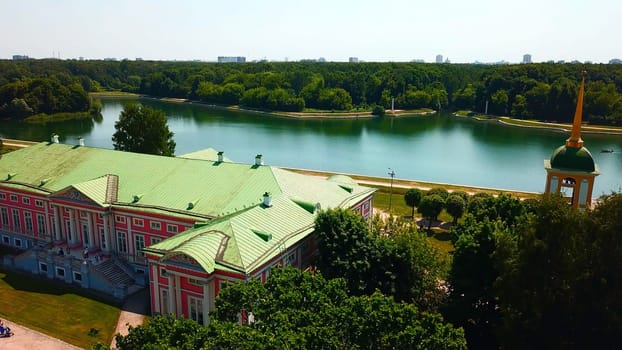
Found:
<box><xmin>418</xmin><ymin>195</ymin><xmax>445</xmax><ymax>230</ymax></box>
<box><xmin>112</xmin><ymin>104</ymin><xmax>176</xmax><ymax>156</ymax></box>
<box><xmin>404</xmin><ymin>188</ymin><xmax>423</xmax><ymax>219</ymax></box>
<box><xmin>446</xmin><ymin>194</ymin><xmax>466</xmax><ymax>223</ymax></box>
<box><xmin>427</xmin><ymin>187</ymin><xmax>449</xmax><ymax>200</ymax></box>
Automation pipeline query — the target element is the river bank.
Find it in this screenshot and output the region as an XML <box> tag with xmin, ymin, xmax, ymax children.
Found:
<box><xmin>453</xmin><ymin>111</ymin><xmax>622</xmax><ymax>135</ymax></box>
<box><xmin>89</xmin><ymin>92</ymin><xmax>434</xmax><ymax>119</ymax></box>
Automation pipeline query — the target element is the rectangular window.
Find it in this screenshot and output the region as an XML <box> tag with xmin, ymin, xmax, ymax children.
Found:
<box><xmin>117</xmin><ymin>232</ymin><xmax>127</xmax><ymax>253</ymax></box>
<box><xmin>100</xmin><ymin>227</ymin><xmax>107</xmax><ymax>250</ymax></box>
<box><xmin>160</xmin><ymin>289</ymin><xmax>169</xmax><ymax>315</ymax></box>
<box><xmin>135</xmin><ymin>235</ymin><xmax>145</xmax><ymax>256</ymax></box>
<box><xmin>56</xmin><ymin>267</ymin><xmax>65</xmax><ymax>277</ymax></box>
<box><xmin>1</xmin><ymin>207</ymin><xmax>8</xmax><ymax>226</ymax></box>
<box><xmin>2</xmin><ymin>236</ymin><xmax>9</xmax><ymax>244</ymax></box>
<box><xmin>14</xmin><ymin>238</ymin><xmax>22</xmax><ymax>247</ymax></box>
<box><xmin>73</xmin><ymin>272</ymin><xmax>82</xmax><ymax>282</ymax></box>
<box><xmin>160</xmin><ymin>268</ymin><xmax>168</xmax><ymax>277</ymax></box>
<box><xmin>66</xmin><ymin>220</ymin><xmax>72</xmax><ymax>241</ymax></box>
<box><xmin>82</xmin><ymin>223</ymin><xmax>90</xmax><ymax>245</ymax></box>
<box><xmin>115</xmin><ymin>215</ymin><xmax>126</xmax><ymax>224</ymax></box>
<box><xmin>151</xmin><ymin>237</ymin><xmax>162</xmax><ymax>245</ymax></box>
<box><xmin>24</xmin><ymin>211</ymin><xmax>33</xmax><ymax>232</ymax></box>
<box><xmin>133</xmin><ymin>218</ymin><xmax>144</xmax><ymax>227</ymax></box>
<box><xmin>188</xmin><ymin>278</ymin><xmax>201</xmax><ymax>286</ymax></box>
<box><xmin>0</xmin><ymin>193</ymin><xmax>6</xmax><ymax>200</ymax></box>
<box><xmin>150</xmin><ymin>221</ymin><xmax>161</xmax><ymax>231</ymax></box>
<box><xmin>22</xmin><ymin>197</ymin><xmax>30</xmax><ymax>205</ymax></box>
<box><xmin>166</xmin><ymin>224</ymin><xmax>178</xmax><ymax>233</ymax></box>
<box><xmin>39</xmin><ymin>262</ymin><xmax>48</xmax><ymax>273</ymax></box>
<box><xmin>189</xmin><ymin>297</ymin><xmax>204</xmax><ymax>324</ymax></box>
<box><xmin>37</xmin><ymin>214</ymin><xmax>46</xmax><ymax>235</ymax></box>
<box><xmin>80</xmin><ymin>211</ymin><xmax>88</xmax><ymax>218</ymax></box>
<box><xmin>10</xmin><ymin>194</ymin><xmax>18</xmax><ymax>202</ymax></box>
<box><xmin>12</xmin><ymin>208</ymin><xmax>20</xmax><ymax>230</ymax></box>
<box><xmin>35</xmin><ymin>199</ymin><xmax>44</xmax><ymax>208</ymax></box>
<box><xmin>285</xmin><ymin>252</ymin><xmax>296</xmax><ymax>267</ymax></box>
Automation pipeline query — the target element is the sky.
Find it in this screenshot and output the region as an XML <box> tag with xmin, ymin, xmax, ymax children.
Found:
<box><xmin>1</xmin><ymin>0</ymin><xmax>620</xmax><ymax>64</ymax></box>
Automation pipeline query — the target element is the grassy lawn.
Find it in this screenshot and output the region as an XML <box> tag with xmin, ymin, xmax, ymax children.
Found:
<box><xmin>0</xmin><ymin>267</ymin><xmax>121</xmax><ymax>348</ymax></box>
<box><xmin>374</xmin><ymin>190</ymin><xmax>455</xmax><ymax>254</ymax></box>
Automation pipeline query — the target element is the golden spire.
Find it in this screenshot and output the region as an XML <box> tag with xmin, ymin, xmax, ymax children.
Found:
<box><xmin>566</xmin><ymin>71</ymin><xmax>587</xmax><ymax>148</ymax></box>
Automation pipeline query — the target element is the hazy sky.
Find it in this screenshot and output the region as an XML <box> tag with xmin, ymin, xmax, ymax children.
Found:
<box><xmin>1</xmin><ymin>0</ymin><xmax>620</xmax><ymax>63</ymax></box>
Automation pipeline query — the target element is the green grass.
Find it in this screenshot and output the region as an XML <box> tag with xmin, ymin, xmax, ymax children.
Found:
<box><xmin>0</xmin><ymin>268</ymin><xmax>121</xmax><ymax>348</ymax></box>
<box><xmin>24</xmin><ymin>111</ymin><xmax>92</xmax><ymax>123</ymax></box>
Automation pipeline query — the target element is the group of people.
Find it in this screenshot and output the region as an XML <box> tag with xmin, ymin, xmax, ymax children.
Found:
<box><xmin>0</xmin><ymin>319</ymin><xmax>12</xmax><ymax>337</ymax></box>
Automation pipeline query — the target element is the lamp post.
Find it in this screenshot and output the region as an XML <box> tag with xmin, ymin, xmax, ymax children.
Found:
<box><xmin>388</xmin><ymin>168</ymin><xmax>396</xmax><ymax>213</ymax></box>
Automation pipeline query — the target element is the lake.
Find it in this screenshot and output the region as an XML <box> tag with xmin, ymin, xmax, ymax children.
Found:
<box><xmin>1</xmin><ymin>98</ymin><xmax>621</xmax><ymax>195</ymax></box>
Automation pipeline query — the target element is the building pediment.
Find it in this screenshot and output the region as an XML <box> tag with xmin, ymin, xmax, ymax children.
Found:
<box><xmin>49</xmin><ymin>175</ymin><xmax>118</xmax><ymax>207</ymax></box>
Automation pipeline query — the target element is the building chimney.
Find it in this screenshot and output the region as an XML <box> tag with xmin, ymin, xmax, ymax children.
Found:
<box><xmin>262</xmin><ymin>192</ymin><xmax>272</xmax><ymax>207</ymax></box>
<box><xmin>78</xmin><ymin>137</ymin><xmax>85</xmax><ymax>147</ymax></box>
<box><xmin>217</xmin><ymin>151</ymin><xmax>224</xmax><ymax>162</ymax></box>
<box><xmin>52</xmin><ymin>134</ymin><xmax>59</xmax><ymax>144</ymax></box>
<box><xmin>255</xmin><ymin>154</ymin><xmax>263</xmax><ymax>166</ymax></box>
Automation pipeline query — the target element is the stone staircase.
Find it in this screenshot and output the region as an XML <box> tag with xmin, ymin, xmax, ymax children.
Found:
<box><xmin>95</xmin><ymin>258</ymin><xmax>135</xmax><ymax>287</ymax></box>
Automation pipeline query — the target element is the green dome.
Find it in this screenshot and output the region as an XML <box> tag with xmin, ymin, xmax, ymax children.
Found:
<box><xmin>549</xmin><ymin>145</ymin><xmax>596</xmax><ymax>172</ymax></box>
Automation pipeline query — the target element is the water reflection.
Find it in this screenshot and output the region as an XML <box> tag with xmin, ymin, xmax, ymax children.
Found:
<box><xmin>0</xmin><ymin>97</ymin><xmax>621</xmax><ymax>194</ymax></box>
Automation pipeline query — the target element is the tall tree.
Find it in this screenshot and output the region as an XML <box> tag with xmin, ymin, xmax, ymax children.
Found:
<box><xmin>418</xmin><ymin>194</ymin><xmax>445</xmax><ymax>230</ymax></box>
<box><xmin>404</xmin><ymin>188</ymin><xmax>423</xmax><ymax>219</ymax></box>
<box><xmin>112</xmin><ymin>103</ymin><xmax>176</xmax><ymax>156</ymax></box>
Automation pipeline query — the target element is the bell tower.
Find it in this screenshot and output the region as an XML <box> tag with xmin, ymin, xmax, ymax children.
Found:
<box><xmin>544</xmin><ymin>71</ymin><xmax>599</xmax><ymax>210</ymax></box>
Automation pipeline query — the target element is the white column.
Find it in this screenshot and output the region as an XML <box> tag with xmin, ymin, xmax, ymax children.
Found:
<box><xmin>53</xmin><ymin>206</ymin><xmax>61</xmax><ymax>241</ymax></box>
<box><xmin>87</xmin><ymin>213</ymin><xmax>94</xmax><ymax>248</ymax></box>
<box><xmin>168</xmin><ymin>273</ymin><xmax>175</xmax><ymax>317</ymax></box>
<box><xmin>175</xmin><ymin>274</ymin><xmax>182</xmax><ymax>318</ymax></box>
<box><xmin>203</xmin><ymin>282</ymin><xmax>210</xmax><ymax>325</ymax></box>
<box><xmin>152</xmin><ymin>264</ymin><xmax>160</xmax><ymax>313</ymax></box>
<box><xmin>68</xmin><ymin>209</ymin><xmax>74</xmax><ymax>244</ymax></box>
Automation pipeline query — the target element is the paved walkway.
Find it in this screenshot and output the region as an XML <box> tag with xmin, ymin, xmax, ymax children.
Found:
<box><xmin>0</xmin><ymin>289</ymin><xmax>149</xmax><ymax>350</ymax></box>
<box><xmin>109</xmin><ymin>288</ymin><xmax>150</xmax><ymax>349</ymax></box>
<box><xmin>0</xmin><ymin>319</ymin><xmax>81</xmax><ymax>350</ymax></box>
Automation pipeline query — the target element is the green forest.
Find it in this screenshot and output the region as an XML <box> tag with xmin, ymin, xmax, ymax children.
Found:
<box><xmin>1</xmin><ymin>59</ymin><xmax>622</xmax><ymax>124</ymax></box>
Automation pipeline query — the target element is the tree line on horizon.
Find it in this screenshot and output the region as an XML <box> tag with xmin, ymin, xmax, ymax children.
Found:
<box><xmin>1</xmin><ymin>59</ymin><xmax>621</xmax><ymax>124</ymax></box>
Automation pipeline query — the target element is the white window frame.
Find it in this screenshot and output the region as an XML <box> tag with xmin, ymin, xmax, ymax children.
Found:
<box><xmin>9</xmin><ymin>194</ymin><xmax>18</xmax><ymax>202</ymax></box>
<box><xmin>117</xmin><ymin>231</ymin><xmax>127</xmax><ymax>253</ymax></box>
<box><xmin>37</xmin><ymin>214</ymin><xmax>46</xmax><ymax>235</ymax></box>
<box><xmin>188</xmin><ymin>296</ymin><xmax>204</xmax><ymax>324</ymax></box>
<box><xmin>133</xmin><ymin>218</ymin><xmax>144</xmax><ymax>227</ymax></box>
<box><xmin>135</xmin><ymin>234</ymin><xmax>145</xmax><ymax>257</ymax></box>
<box><xmin>56</xmin><ymin>267</ymin><xmax>65</xmax><ymax>278</ymax></box>
<box><xmin>35</xmin><ymin>199</ymin><xmax>44</xmax><ymax>208</ymax></box>
<box><xmin>12</xmin><ymin>208</ymin><xmax>21</xmax><ymax>230</ymax></box>
<box><xmin>151</xmin><ymin>237</ymin><xmax>162</xmax><ymax>245</ymax></box>
<box><xmin>0</xmin><ymin>207</ymin><xmax>8</xmax><ymax>226</ymax></box>
<box><xmin>39</xmin><ymin>262</ymin><xmax>48</xmax><ymax>273</ymax></box>
<box><xmin>14</xmin><ymin>238</ymin><xmax>22</xmax><ymax>247</ymax></box>
<box><xmin>166</xmin><ymin>224</ymin><xmax>178</xmax><ymax>233</ymax></box>
<box><xmin>150</xmin><ymin>221</ymin><xmax>161</xmax><ymax>231</ymax></box>
<box><xmin>24</xmin><ymin>211</ymin><xmax>33</xmax><ymax>233</ymax></box>
<box><xmin>73</xmin><ymin>271</ymin><xmax>82</xmax><ymax>282</ymax></box>
<box><xmin>22</xmin><ymin>197</ymin><xmax>30</xmax><ymax>205</ymax></box>
<box><xmin>0</xmin><ymin>193</ymin><xmax>5</xmax><ymax>200</ymax></box>
<box><xmin>115</xmin><ymin>215</ymin><xmax>126</xmax><ymax>224</ymax></box>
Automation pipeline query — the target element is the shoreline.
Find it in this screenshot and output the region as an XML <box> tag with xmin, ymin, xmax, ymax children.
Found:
<box><xmin>89</xmin><ymin>92</ymin><xmax>435</xmax><ymax>119</ymax></box>
<box><xmin>89</xmin><ymin>92</ymin><xmax>622</xmax><ymax>134</ymax></box>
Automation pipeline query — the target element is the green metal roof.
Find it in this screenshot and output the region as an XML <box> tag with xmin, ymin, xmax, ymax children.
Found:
<box><xmin>1</xmin><ymin>142</ymin><xmax>375</xmax><ymax>275</ymax></box>
<box><xmin>548</xmin><ymin>145</ymin><xmax>597</xmax><ymax>173</ymax></box>
<box><xmin>178</xmin><ymin>148</ymin><xmax>232</xmax><ymax>162</ymax></box>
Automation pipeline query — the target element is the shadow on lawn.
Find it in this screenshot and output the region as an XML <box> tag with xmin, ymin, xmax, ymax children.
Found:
<box><xmin>0</xmin><ymin>267</ymin><xmax>121</xmax><ymax>307</ymax></box>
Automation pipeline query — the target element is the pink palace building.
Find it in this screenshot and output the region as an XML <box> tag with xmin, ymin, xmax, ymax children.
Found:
<box><xmin>0</xmin><ymin>138</ymin><xmax>374</xmax><ymax>323</ymax></box>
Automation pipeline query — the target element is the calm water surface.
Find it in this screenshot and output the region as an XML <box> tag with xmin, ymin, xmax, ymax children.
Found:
<box><xmin>1</xmin><ymin>98</ymin><xmax>621</xmax><ymax>195</ymax></box>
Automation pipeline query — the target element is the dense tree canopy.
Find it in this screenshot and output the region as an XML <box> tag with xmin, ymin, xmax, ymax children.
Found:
<box><xmin>1</xmin><ymin>59</ymin><xmax>621</xmax><ymax>122</ymax></box>
<box><xmin>112</xmin><ymin>103</ymin><xmax>176</xmax><ymax>156</ymax></box>
<box><xmin>113</xmin><ymin>268</ymin><xmax>467</xmax><ymax>350</ymax></box>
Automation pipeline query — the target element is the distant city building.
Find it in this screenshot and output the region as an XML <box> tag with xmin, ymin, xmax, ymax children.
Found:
<box><xmin>349</xmin><ymin>57</ymin><xmax>359</xmax><ymax>63</ymax></box>
<box><xmin>435</xmin><ymin>54</ymin><xmax>443</xmax><ymax>63</ymax></box>
<box><xmin>12</xmin><ymin>55</ymin><xmax>29</xmax><ymax>60</ymax></box>
<box><xmin>610</xmin><ymin>58</ymin><xmax>622</xmax><ymax>64</ymax></box>
<box><xmin>318</xmin><ymin>57</ymin><xmax>326</xmax><ymax>62</ymax></box>
<box><xmin>444</xmin><ymin>57</ymin><xmax>451</xmax><ymax>64</ymax></box>
<box><xmin>217</xmin><ymin>56</ymin><xmax>246</xmax><ymax>63</ymax></box>
<box><xmin>104</xmin><ymin>57</ymin><xmax>117</xmax><ymax>61</ymax></box>
<box><xmin>411</xmin><ymin>59</ymin><xmax>425</xmax><ymax>63</ymax></box>
<box><xmin>135</xmin><ymin>57</ymin><xmax>143</xmax><ymax>61</ymax></box>
<box><xmin>522</xmin><ymin>54</ymin><xmax>532</xmax><ymax>64</ymax></box>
